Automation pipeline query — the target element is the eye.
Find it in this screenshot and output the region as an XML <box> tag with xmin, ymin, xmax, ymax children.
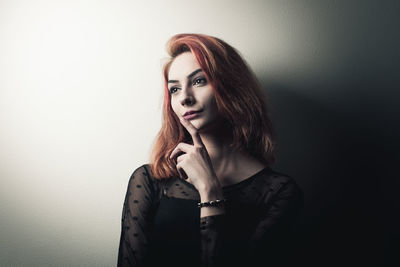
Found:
<box><xmin>169</xmin><ymin>87</ymin><xmax>179</xmax><ymax>94</ymax></box>
<box><xmin>193</xmin><ymin>77</ymin><xmax>206</xmax><ymax>85</ymax></box>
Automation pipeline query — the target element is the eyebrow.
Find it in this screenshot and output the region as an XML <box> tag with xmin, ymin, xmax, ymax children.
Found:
<box><xmin>167</xmin><ymin>68</ymin><xmax>203</xmax><ymax>84</ymax></box>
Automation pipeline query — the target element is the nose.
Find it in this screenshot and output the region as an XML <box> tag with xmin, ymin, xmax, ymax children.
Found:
<box><xmin>180</xmin><ymin>84</ymin><xmax>195</xmax><ymax>106</ymax></box>
<box><xmin>181</xmin><ymin>96</ymin><xmax>195</xmax><ymax>106</ymax></box>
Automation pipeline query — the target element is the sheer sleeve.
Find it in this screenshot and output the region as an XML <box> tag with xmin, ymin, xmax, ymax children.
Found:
<box><xmin>198</xmin><ymin>177</ymin><xmax>303</xmax><ymax>267</ymax></box>
<box><xmin>248</xmin><ymin>179</ymin><xmax>304</xmax><ymax>266</ymax></box>
<box><xmin>117</xmin><ymin>165</ymin><xmax>158</xmax><ymax>267</ymax></box>
<box><xmin>199</xmin><ymin>214</ymin><xmax>226</xmax><ymax>267</ymax></box>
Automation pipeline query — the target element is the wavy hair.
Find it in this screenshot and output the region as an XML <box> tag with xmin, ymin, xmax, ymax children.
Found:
<box><xmin>149</xmin><ymin>33</ymin><xmax>275</xmax><ymax>180</ymax></box>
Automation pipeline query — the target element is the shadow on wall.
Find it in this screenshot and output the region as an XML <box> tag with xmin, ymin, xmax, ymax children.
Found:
<box><xmin>260</xmin><ymin>81</ymin><xmax>399</xmax><ymax>267</ymax></box>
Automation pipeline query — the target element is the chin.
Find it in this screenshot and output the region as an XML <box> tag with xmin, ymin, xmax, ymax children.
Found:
<box><xmin>190</xmin><ymin>120</ymin><xmax>202</xmax><ymax>130</ymax></box>
<box><xmin>196</xmin><ymin>119</ymin><xmax>219</xmax><ymax>133</ymax></box>
<box><xmin>185</xmin><ymin>117</ymin><xmax>204</xmax><ymax>130</ymax></box>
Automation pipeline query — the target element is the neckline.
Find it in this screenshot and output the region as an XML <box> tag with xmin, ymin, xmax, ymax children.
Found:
<box><xmin>221</xmin><ymin>166</ymin><xmax>270</xmax><ymax>190</ymax></box>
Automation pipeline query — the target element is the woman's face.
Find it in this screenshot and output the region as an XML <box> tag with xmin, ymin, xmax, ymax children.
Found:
<box><xmin>168</xmin><ymin>52</ymin><xmax>221</xmax><ymax>132</ymax></box>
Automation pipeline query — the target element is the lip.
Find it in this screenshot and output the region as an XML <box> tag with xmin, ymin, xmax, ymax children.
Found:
<box><xmin>183</xmin><ymin>110</ymin><xmax>202</xmax><ymax>120</ymax></box>
<box><xmin>183</xmin><ymin>109</ymin><xmax>203</xmax><ymax>116</ymax></box>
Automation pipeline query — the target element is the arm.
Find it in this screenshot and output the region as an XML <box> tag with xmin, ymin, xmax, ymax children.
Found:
<box><xmin>198</xmin><ymin>178</ymin><xmax>303</xmax><ymax>267</ymax></box>
<box><xmin>198</xmin><ymin>184</ymin><xmax>226</xmax><ymax>267</ymax></box>
<box><xmin>117</xmin><ymin>165</ymin><xmax>156</xmax><ymax>267</ymax></box>
<box><xmin>248</xmin><ymin>179</ymin><xmax>304</xmax><ymax>265</ymax></box>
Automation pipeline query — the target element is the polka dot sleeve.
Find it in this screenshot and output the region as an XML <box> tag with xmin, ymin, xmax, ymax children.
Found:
<box><xmin>200</xmin><ymin>214</ymin><xmax>226</xmax><ymax>267</ymax></box>
<box><xmin>117</xmin><ymin>165</ymin><xmax>157</xmax><ymax>267</ymax></box>
<box><xmin>248</xmin><ymin>179</ymin><xmax>304</xmax><ymax>265</ymax></box>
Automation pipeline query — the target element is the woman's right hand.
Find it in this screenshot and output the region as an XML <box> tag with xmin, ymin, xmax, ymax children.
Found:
<box><xmin>170</xmin><ymin>117</ymin><xmax>222</xmax><ymax>196</ymax></box>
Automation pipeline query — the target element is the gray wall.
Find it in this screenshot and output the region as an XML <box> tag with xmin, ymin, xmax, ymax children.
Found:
<box><xmin>266</xmin><ymin>1</ymin><xmax>399</xmax><ymax>266</ymax></box>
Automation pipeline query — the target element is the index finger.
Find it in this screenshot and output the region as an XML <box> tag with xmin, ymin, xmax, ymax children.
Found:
<box><xmin>180</xmin><ymin>117</ymin><xmax>205</xmax><ymax>147</ymax></box>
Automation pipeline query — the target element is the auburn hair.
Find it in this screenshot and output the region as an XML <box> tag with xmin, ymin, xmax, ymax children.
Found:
<box><xmin>148</xmin><ymin>33</ymin><xmax>276</xmax><ymax>180</ymax></box>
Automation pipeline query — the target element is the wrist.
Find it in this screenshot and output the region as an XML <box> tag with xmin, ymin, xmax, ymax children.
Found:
<box><xmin>199</xmin><ymin>182</ymin><xmax>223</xmax><ymax>202</ymax></box>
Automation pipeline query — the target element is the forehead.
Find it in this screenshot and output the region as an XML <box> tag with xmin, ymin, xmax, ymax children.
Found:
<box><xmin>168</xmin><ymin>52</ymin><xmax>201</xmax><ymax>80</ymax></box>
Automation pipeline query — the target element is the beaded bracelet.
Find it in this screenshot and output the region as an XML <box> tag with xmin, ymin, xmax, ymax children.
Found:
<box><xmin>197</xmin><ymin>198</ymin><xmax>227</xmax><ymax>208</ymax></box>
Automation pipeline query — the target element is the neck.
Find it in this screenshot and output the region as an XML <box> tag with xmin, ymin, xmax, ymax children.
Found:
<box><xmin>197</xmin><ymin>118</ymin><xmax>267</xmax><ymax>186</ymax></box>
<box><xmin>198</xmin><ymin>119</ymin><xmax>240</xmax><ymax>176</ymax></box>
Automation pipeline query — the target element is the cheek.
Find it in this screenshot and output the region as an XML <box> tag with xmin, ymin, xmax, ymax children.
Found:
<box><xmin>207</xmin><ymin>95</ymin><xmax>218</xmax><ymax>112</ymax></box>
<box><xmin>170</xmin><ymin>100</ymin><xmax>177</xmax><ymax>115</ymax></box>
<box><xmin>208</xmin><ymin>97</ymin><xmax>223</xmax><ymax>120</ymax></box>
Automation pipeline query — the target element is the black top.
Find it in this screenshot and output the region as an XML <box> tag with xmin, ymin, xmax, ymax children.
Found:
<box><xmin>117</xmin><ymin>164</ymin><xmax>303</xmax><ymax>267</ymax></box>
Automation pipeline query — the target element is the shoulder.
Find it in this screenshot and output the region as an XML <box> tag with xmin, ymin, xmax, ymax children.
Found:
<box><xmin>130</xmin><ymin>163</ymin><xmax>151</xmax><ymax>177</ymax></box>
<box><xmin>255</xmin><ymin>168</ymin><xmax>304</xmax><ymax>218</ymax></box>
<box><xmin>127</xmin><ymin>163</ymin><xmax>161</xmax><ymax>190</ymax></box>
<box><xmin>259</xmin><ymin>167</ymin><xmax>303</xmax><ymax>198</ymax></box>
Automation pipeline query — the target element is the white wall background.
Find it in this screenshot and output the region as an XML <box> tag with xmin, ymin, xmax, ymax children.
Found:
<box><xmin>2</xmin><ymin>0</ymin><xmax>397</xmax><ymax>266</ymax></box>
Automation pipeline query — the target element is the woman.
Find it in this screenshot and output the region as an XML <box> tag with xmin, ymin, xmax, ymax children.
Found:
<box><xmin>117</xmin><ymin>33</ymin><xmax>303</xmax><ymax>267</ymax></box>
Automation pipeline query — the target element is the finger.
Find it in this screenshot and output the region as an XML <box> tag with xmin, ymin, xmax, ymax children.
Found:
<box><xmin>169</xmin><ymin>142</ymin><xmax>192</xmax><ymax>161</ymax></box>
<box><xmin>179</xmin><ymin>117</ymin><xmax>205</xmax><ymax>147</ymax></box>
<box><xmin>176</xmin><ymin>152</ymin><xmax>186</xmax><ymax>163</ymax></box>
<box><xmin>176</xmin><ymin>163</ymin><xmax>188</xmax><ymax>179</ymax></box>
